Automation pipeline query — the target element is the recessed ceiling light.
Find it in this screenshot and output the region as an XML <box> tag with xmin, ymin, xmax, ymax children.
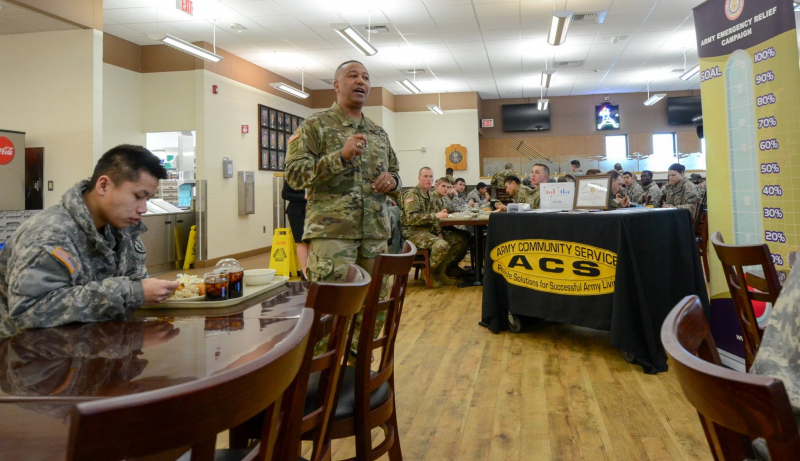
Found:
<box><xmin>230</xmin><ymin>23</ymin><xmax>246</xmax><ymax>33</ymax></box>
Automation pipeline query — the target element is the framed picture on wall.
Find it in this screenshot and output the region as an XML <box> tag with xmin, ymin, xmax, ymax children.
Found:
<box><xmin>277</xmin><ymin>112</ymin><xmax>285</xmax><ymax>131</ymax></box>
<box><xmin>261</xmin><ymin>129</ymin><xmax>268</xmax><ymax>149</ymax></box>
<box><xmin>291</xmin><ymin>116</ymin><xmax>298</xmax><ymax>132</ymax></box>
<box><xmin>269</xmin><ymin>130</ymin><xmax>277</xmax><ymax>149</ymax></box>
<box><xmin>278</xmin><ymin>151</ymin><xmax>285</xmax><ymax>170</ymax></box>
<box><xmin>298</xmin><ymin>117</ymin><xmax>304</xmax><ymax>126</ymax></box>
<box><xmin>268</xmin><ymin>109</ymin><xmax>277</xmax><ymax>129</ymax></box>
<box><xmin>260</xmin><ymin>107</ymin><xmax>269</xmax><ymax>127</ymax></box>
<box><xmin>278</xmin><ymin>132</ymin><xmax>285</xmax><ymax>151</ymax></box>
<box><xmin>269</xmin><ymin>150</ymin><xmax>278</xmax><ymax>170</ymax></box>
<box><xmin>261</xmin><ymin>149</ymin><xmax>269</xmax><ymax>170</ymax></box>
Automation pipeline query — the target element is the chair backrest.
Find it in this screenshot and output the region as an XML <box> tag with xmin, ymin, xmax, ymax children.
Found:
<box><xmin>662</xmin><ymin>296</ymin><xmax>800</xmax><ymax>460</ymax></box>
<box><xmin>691</xmin><ymin>196</ymin><xmax>704</xmax><ymax>231</ymax></box>
<box><xmin>278</xmin><ymin>264</ymin><xmax>372</xmax><ymax>461</ymax></box>
<box><xmin>352</xmin><ymin>241</ymin><xmax>417</xmax><ymax>417</ymax></box>
<box><xmin>710</xmin><ymin>231</ymin><xmax>779</xmax><ymax>371</ymax></box>
<box><xmin>66</xmin><ymin>308</ymin><xmax>314</xmax><ymax>461</ymax></box>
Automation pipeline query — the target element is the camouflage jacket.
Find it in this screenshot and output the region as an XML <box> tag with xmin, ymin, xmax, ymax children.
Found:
<box><xmin>285</xmin><ymin>102</ymin><xmax>401</xmax><ymax>240</ymax></box>
<box><xmin>641</xmin><ymin>182</ymin><xmax>662</xmax><ymax>205</ymax></box>
<box><xmin>401</xmin><ymin>184</ymin><xmax>443</xmax><ymax>237</ymax></box>
<box><xmin>444</xmin><ymin>193</ymin><xmax>469</xmax><ymax>213</ymax></box>
<box><xmin>626</xmin><ymin>183</ymin><xmax>645</xmax><ymax>204</ymax></box>
<box><xmin>514</xmin><ymin>185</ymin><xmax>540</xmax><ymax>209</ymax></box>
<box><xmin>466</xmin><ymin>188</ymin><xmax>489</xmax><ymax>208</ymax></box>
<box><xmin>491</xmin><ymin>168</ymin><xmax>517</xmax><ymax>186</ymax></box>
<box><xmin>663</xmin><ymin>178</ymin><xmax>699</xmax><ymax>215</ymax></box>
<box><xmin>0</xmin><ymin>180</ymin><xmax>147</xmax><ymax>333</ymax></box>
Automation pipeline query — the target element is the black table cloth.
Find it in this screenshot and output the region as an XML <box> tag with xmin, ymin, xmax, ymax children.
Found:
<box><xmin>481</xmin><ymin>209</ymin><xmax>709</xmax><ymax>374</ymax></box>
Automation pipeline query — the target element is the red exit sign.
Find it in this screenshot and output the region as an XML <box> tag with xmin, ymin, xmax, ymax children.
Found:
<box><xmin>177</xmin><ymin>0</ymin><xmax>193</xmax><ymax>16</ymax></box>
<box><xmin>481</xmin><ymin>119</ymin><xmax>494</xmax><ymax>128</ymax></box>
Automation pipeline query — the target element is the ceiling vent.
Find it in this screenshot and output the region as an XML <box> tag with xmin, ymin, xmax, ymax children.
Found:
<box><xmin>571</xmin><ymin>11</ymin><xmax>607</xmax><ymax>24</ymax></box>
<box><xmin>363</xmin><ymin>25</ymin><xmax>391</xmax><ymax>34</ymax></box>
<box><xmin>554</xmin><ymin>60</ymin><xmax>584</xmax><ymax>68</ymax></box>
<box><xmin>322</xmin><ymin>79</ymin><xmax>335</xmax><ymax>86</ymax></box>
<box><xmin>406</xmin><ymin>69</ymin><xmax>426</xmax><ymax>75</ymax></box>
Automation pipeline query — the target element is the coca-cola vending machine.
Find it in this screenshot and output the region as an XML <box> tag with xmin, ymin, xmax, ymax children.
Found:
<box><xmin>0</xmin><ymin>129</ymin><xmax>25</xmax><ymax>211</ymax></box>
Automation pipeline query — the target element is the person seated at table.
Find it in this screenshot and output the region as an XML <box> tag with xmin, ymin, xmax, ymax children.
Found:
<box><xmin>467</xmin><ymin>182</ymin><xmax>491</xmax><ymax>209</ymax></box>
<box><xmin>570</xmin><ymin>160</ymin><xmax>584</xmax><ymax>177</ymax></box>
<box><xmin>0</xmin><ymin>145</ymin><xmax>181</xmax><ymax>333</ymax></box>
<box><xmin>445</xmin><ymin>179</ymin><xmax>469</xmax><ymax>213</ymax></box>
<box><xmin>435</xmin><ymin>178</ymin><xmax>470</xmax><ymax>274</ymax></box>
<box><xmin>690</xmin><ymin>173</ymin><xmax>707</xmax><ymax>200</ymax></box>
<box><xmin>662</xmin><ymin>163</ymin><xmax>699</xmax><ymax>215</ymax></box>
<box><xmin>454</xmin><ymin>177</ymin><xmax>468</xmax><ymax>199</ymax></box>
<box><xmin>613</xmin><ymin>163</ymin><xmax>623</xmax><ymax>172</ymax></box>
<box><xmin>639</xmin><ymin>170</ymin><xmax>662</xmax><ymax>205</ymax></box>
<box><xmin>401</xmin><ymin>169</ymin><xmax>468</xmax><ymax>287</ymax></box>
<box><xmin>495</xmin><ymin>175</ymin><xmax>539</xmax><ymax>211</ymax></box>
<box><xmin>585</xmin><ymin>168</ymin><xmax>602</xmax><ymax>176</ymax></box>
<box><xmin>557</xmin><ymin>174</ymin><xmax>575</xmax><ymax>183</ymax></box>
<box><xmin>607</xmin><ymin>170</ymin><xmax>630</xmax><ymax>209</ymax></box>
<box><xmin>623</xmin><ymin>171</ymin><xmax>644</xmax><ymax>204</ymax></box>
<box><xmin>491</xmin><ymin>162</ymin><xmax>517</xmax><ymax>186</ymax></box>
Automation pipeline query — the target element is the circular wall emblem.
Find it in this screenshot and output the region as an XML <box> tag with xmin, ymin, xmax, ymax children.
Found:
<box><xmin>725</xmin><ymin>0</ymin><xmax>744</xmax><ymax>21</ymax></box>
<box><xmin>0</xmin><ymin>136</ymin><xmax>15</xmax><ymax>166</ymax></box>
<box><xmin>448</xmin><ymin>150</ymin><xmax>463</xmax><ymax>164</ymax></box>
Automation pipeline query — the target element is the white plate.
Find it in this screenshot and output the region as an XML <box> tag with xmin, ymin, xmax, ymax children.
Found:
<box><xmin>163</xmin><ymin>295</ymin><xmax>205</xmax><ymax>302</ymax></box>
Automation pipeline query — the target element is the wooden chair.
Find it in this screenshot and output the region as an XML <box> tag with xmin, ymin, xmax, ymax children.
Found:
<box><xmin>411</xmin><ymin>248</ymin><xmax>432</xmax><ymax>288</ymax></box>
<box><xmin>695</xmin><ymin>208</ymin><xmax>709</xmax><ymax>282</ymax></box>
<box><xmin>661</xmin><ymin>295</ymin><xmax>800</xmax><ymax>460</ymax></box>
<box><xmin>66</xmin><ymin>308</ymin><xmax>314</xmax><ymax>461</ymax></box>
<box><xmin>318</xmin><ymin>241</ymin><xmax>417</xmax><ymax>461</ymax></box>
<box><xmin>276</xmin><ymin>264</ymin><xmax>372</xmax><ymax>461</ymax></box>
<box><xmin>710</xmin><ymin>232</ymin><xmax>779</xmax><ymax>371</ymax></box>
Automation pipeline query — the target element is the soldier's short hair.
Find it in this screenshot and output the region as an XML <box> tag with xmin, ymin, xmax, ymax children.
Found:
<box><xmin>622</xmin><ymin>171</ymin><xmax>634</xmax><ymax>178</ymax></box>
<box><xmin>446</xmin><ymin>167</ymin><xmax>454</xmax><ymax>175</ymax></box>
<box><xmin>533</xmin><ymin>163</ymin><xmax>550</xmax><ymax>176</ymax></box>
<box><xmin>419</xmin><ymin>166</ymin><xmax>433</xmax><ymax>175</ymax></box>
<box><xmin>504</xmin><ymin>162</ymin><xmax>514</xmax><ymax>169</ymax></box>
<box><xmin>614</xmin><ymin>163</ymin><xmax>623</xmax><ymax>171</ymax></box>
<box><xmin>642</xmin><ymin>170</ymin><xmax>654</xmax><ymax>177</ymax></box>
<box><xmin>571</xmin><ymin>160</ymin><xmax>580</xmax><ymax>167</ymax></box>
<box><xmin>87</xmin><ymin>144</ymin><xmax>167</xmax><ymax>191</ymax></box>
<box><xmin>334</xmin><ymin>60</ymin><xmax>365</xmax><ymax>80</ymax></box>
<box><xmin>504</xmin><ymin>175</ymin><xmax>521</xmax><ymax>185</ymax></box>
<box><xmin>455</xmin><ymin>177</ymin><xmax>466</xmax><ymax>185</ymax></box>
<box><xmin>586</xmin><ymin>169</ymin><xmax>601</xmax><ymax>175</ymax></box>
<box><xmin>609</xmin><ymin>170</ymin><xmax>621</xmax><ymax>181</ymax></box>
<box><xmin>668</xmin><ymin>163</ymin><xmax>685</xmax><ymax>174</ymax></box>
<box><xmin>436</xmin><ymin>177</ymin><xmax>452</xmax><ymax>185</ymax></box>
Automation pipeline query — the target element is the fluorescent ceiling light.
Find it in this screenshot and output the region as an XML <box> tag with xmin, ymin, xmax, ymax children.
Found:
<box><xmin>148</xmin><ymin>32</ymin><xmax>223</xmax><ymax>63</ymax></box>
<box><xmin>541</xmin><ymin>70</ymin><xmax>556</xmax><ymax>88</ymax></box>
<box><xmin>537</xmin><ymin>99</ymin><xmax>549</xmax><ymax>111</ymax></box>
<box><xmin>269</xmin><ymin>82</ymin><xmax>309</xmax><ymax>99</ymax></box>
<box><xmin>398</xmin><ymin>79</ymin><xmax>421</xmax><ymax>94</ymax></box>
<box><xmin>427</xmin><ymin>104</ymin><xmax>444</xmax><ymax>115</ymax></box>
<box><xmin>333</xmin><ymin>25</ymin><xmax>377</xmax><ymax>56</ymax></box>
<box><xmin>548</xmin><ymin>11</ymin><xmax>573</xmax><ymax>46</ymax></box>
<box><xmin>644</xmin><ymin>93</ymin><xmax>667</xmax><ymax>106</ymax></box>
<box><xmin>680</xmin><ymin>64</ymin><xmax>700</xmax><ymax>81</ymax></box>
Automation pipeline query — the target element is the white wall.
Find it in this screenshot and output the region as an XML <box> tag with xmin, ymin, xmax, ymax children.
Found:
<box><xmin>0</xmin><ymin>29</ymin><xmax>102</xmax><ymax>208</ymax></box>
<box><xmin>200</xmin><ymin>71</ymin><xmax>313</xmax><ymax>259</ymax></box>
<box><xmin>393</xmin><ymin>109</ymin><xmax>480</xmax><ymax>185</ymax></box>
<box><xmin>102</xmin><ymin>63</ymin><xmax>144</xmax><ymax>152</ymax></box>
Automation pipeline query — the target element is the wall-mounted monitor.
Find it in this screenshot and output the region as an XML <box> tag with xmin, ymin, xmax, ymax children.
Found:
<box><xmin>502</xmin><ymin>104</ymin><xmax>551</xmax><ymax>132</ymax></box>
<box><xmin>596</xmin><ymin>104</ymin><xmax>620</xmax><ymax>131</ymax></box>
<box><xmin>667</xmin><ymin>96</ymin><xmax>703</xmax><ymax>125</ymax></box>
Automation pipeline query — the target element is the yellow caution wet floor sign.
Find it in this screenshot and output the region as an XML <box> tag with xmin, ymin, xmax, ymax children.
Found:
<box><xmin>269</xmin><ymin>228</ymin><xmax>299</xmax><ymax>277</ymax></box>
<box><xmin>183</xmin><ymin>225</ymin><xmax>197</xmax><ymax>270</ymax></box>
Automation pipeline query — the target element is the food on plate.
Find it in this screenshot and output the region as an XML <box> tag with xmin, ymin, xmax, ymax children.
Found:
<box><xmin>168</xmin><ymin>274</ymin><xmax>205</xmax><ymax>299</ymax></box>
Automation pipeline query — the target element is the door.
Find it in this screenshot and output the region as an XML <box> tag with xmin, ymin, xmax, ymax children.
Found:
<box><xmin>25</xmin><ymin>147</ymin><xmax>44</xmax><ymax>210</ymax></box>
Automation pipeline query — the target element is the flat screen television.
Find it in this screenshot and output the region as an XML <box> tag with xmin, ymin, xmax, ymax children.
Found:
<box><xmin>596</xmin><ymin>104</ymin><xmax>620</xmax><ymax>131</ymax></box>
<box><xmin>668</xmin><ymin>96</ymin><xmax>703</xmax><ymax>125</ymax></box>
<box><xmin>502</xmin><ymin>104</ymin><xmax>551</xmax><ymax>132</ymax></box>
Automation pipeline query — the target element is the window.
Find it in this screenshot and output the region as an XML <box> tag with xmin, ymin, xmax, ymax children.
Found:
<box><xmin>605</xmin><ymin>135</ymin><xmax>628</xmax><ymax>160</ymax></box>
<box><xmin>653</xmin><ymin>133</ymin><xmax>676</xmax><ymax>156</ymax></box>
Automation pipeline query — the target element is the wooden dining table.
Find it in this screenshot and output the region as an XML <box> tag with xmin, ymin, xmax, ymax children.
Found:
<box><xmin>439</xmin><ymin>213</ymin><xmax>491</xmax><ymax>288</ymax></box>
<box><xmin>0</xmin><ymin>280</ymin><xmax>310</xmax><ymax>461</ymax></box>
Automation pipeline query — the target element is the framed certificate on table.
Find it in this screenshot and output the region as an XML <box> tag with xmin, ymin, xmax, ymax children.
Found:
<box><xmin>574</xmin><ymin>175</ymin><xmax>611</xmax><ymax>210</ymax></box>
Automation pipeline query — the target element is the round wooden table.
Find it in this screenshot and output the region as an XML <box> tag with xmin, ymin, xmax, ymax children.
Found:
<box><xmin>0</xmin><ymin>281</ymin><xmax>310</xmax><ymax>461</ymax></box>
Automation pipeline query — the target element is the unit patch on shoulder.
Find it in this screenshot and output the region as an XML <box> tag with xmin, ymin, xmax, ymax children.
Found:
<box><xmin>51</xmin><ymin>247</ymin><xmax>77</xmax><ymax>274</ymax></box>
<box><xmin>134</xmin><ymin>239</ymin><xmax>146</xmax><ymax>254</ymax></box>
<box><xmin>288</xmin><ymin>129</ymin><xmax>300</xmax><ymax>144</ymax></box>
<box><xmin>405</xmin><ymin>196</ymin><xmax>414</xmax><ymax>203</ymax></box>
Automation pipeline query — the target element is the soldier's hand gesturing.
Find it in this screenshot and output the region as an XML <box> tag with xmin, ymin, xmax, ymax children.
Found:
<box><xmin>341</xmin><ymin>134</ymin><xmax>368</xmax><ymax>161</ymax></box>
<box><xmin>373</xmin><ymin>172</ymin><xmax>396</xmax><ymax>193</ymax></box>
<box><xmin>435</xmin><ymin>209</ymin><xmax>449</xmax><ymax>219</ymax></box>
<box><xmin>141</xmin><ymin>278</ymin><xmax>181</xmax><ymax>305</ymax></box>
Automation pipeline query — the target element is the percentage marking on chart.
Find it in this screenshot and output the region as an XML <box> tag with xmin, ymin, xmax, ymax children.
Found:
<box><xmin>756</xmin><ymin>70</ymin><xmax>775</xmax><ymax>85</ymax></box>
<box><xmin>762</xmin><ymin>185</ymin><xmax>783</xmax><ymax>196</ymax></box>
<box><xmin>764</xmin><ymin>208</ymin><xmax>784</xmax><ymax>219</ymax></box>
<box><xmin>765</xmin><ymin>231</ymin><xmax>787</xmax><ymax>244</ymax></box>
<box><xmin>761</xmin><ymin>163</ymin><xmax>780</xmax><ymax>174</ymax></box>
<box><xmin>771</xmin><ymin>254</ymin><xmax>784</xmax><ymax>266</ymax></box>
<box><xmin>758</xmin><ymin>116</ymin><xmax>778</xmax><ymax>129</ymax></box>
<box><xmin>754</xmin><ymin>47</ymin><xmax>777</xmax><ymax>63</ymax></box>
<box><xmin>760</xmin><ymin>139</ymin><xmax>779</xmax><ymax>151</ymax></box>
<box><xmin>757</xmin><ymin>93</ymin><xmax>777</xmax><ymax>106</ymax></box>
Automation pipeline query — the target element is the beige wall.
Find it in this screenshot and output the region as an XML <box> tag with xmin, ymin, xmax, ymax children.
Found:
<box><xmin>0</xmin><ymin>29</ymin><xmax>102</xmax><ymax>207</ymax></box>
<box><xmin>141</xmin><ymin>71</ymin><xmax>197</xmax><ymax>133</ymax></box>
<box><xmin>393</xmin><ymin>109</ymin><xmax>481</xmax><ymax>185</ymax></box>
<box><xmin>200</xmin><ymin>71</ymin><xmax>313</xmax><ymax>260</ymax></box>
<box><xmin>102</xmin><ymin>63</ymin><xmax>144</xmax><ymax>152</ymax></box>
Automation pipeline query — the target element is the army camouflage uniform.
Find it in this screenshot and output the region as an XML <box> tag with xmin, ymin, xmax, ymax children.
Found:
<box><xmin>445</xmin><ymin>174</ymin><xmax>455</xmax><ymax>185</ymax></box>
<box><xmin>641</xmin><ymin>182</ymin><xmax>662</xmax><ymax>205</ymax></box>
<box><xmin>442</xmin><ymin>193</ymin><xmax>469</xmax><ymax>232</ymax></box>
<box><xmin>625</xmin><ymin>183</ymin><xmax>645</xmax><ymax>204</ymax></box>
<box><xmin>0</xmin><ymin>180</ymin><xmax>148</xmax><ymax>334</ymax></box>
<box><xmin>466</xmin><ymin>188</ymin><xmax>490</xmax><ymax>209</ymax></box>
<box><xmin>663</xmin><ymin>178</ymin><xmax>699</xmax><ymax>215</ymax></box>
<box><xmin>512</xmin><ymin>184</ymin><xmax>540</xmax><ymax>209</ymax></box>
<box><xmin>285</xmin><ymin>102</ymin><xmax>400</xmax><ymax>355</ymax></box>
<box><xmin>401</xmin><ymin>185</ymin><xmax>468</xmax><ymax>270</ymax></box>
<box><xmin>491</xmin><ymin>168</ymin><xmax>517</xmax><ymax>187</ymax></box>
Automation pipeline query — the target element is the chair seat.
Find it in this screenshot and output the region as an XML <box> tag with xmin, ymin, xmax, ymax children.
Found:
<box><xmin>305</xmin><ymin>366</ymin><xmax>391</xmax><ymax>421</ymax></box>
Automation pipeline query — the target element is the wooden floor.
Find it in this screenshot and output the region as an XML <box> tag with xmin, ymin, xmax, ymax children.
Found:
<box><xmin>162</xmin><ymin>255</ymin><xmax>712</xmax><ymax>461</ymax></box>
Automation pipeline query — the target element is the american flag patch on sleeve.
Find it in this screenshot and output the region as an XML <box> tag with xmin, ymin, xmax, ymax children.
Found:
<box><xmin>51</xmin><ymin>247</ymin><xmax>76</xmax><ymax>274</ymax></box>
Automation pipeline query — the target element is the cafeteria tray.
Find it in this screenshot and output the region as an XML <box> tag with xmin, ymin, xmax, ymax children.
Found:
<box><xmin>151</xmin><ymin>276</ymin><xmax>290</xmax><ymax>308</ymax></box>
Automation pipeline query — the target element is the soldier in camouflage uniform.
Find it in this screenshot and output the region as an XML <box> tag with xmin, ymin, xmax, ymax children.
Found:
<box><xmin>608</xmin><ymin>170</ymin><xmax>630</xmax><ymax>209</ymax></box>
<box><xmin>623</xmin><ymin>171</ymin><xmax>645</xmax><ymax>204</ymax></box>
<box><xmin>639</xmin><ymin>170</ymin><xmax>662</xmax><ymax>205</ymax></box>
<box><xmin>662</xmin><ymin>163</ymin><xmax>699</xmax><ymax>215</ymax></box>
<box><xmin>491</xmin><ymin>163</ymin><xmax>517</xmax><ymax>187</ymax></box>
<box><xmin>445</xmin><ymin>167</ymin><xmax>455</xmax><ymax>185</ymax></box>
<box><xmin>401</xmin><ymin>170</ymin><xmax>467</xmax><ymax>288</ymax></box>
<box><xmin>467</xmin><ymin>182</ymin><xmax>491</xmax><ymax>209</ymax></box>
<box><xmin>0</xmin><ymin>145</ymin><xmax>179</xmax><ymax>334</ymax></box>
<box><xmin>495</xmin><ymin>176</ymin><xmax>539</xmax><ymax>210</ymax></box>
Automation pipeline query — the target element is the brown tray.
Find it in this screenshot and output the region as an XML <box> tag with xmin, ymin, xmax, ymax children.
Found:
<box><xmin>151</xmin><ymin>276</ymin><xmax>290</xmax><ymax>308</ymax></box>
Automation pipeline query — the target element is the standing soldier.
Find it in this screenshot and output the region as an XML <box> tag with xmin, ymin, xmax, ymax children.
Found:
<box><xmin>445</xmin><ymin>167</ymin><xmax>455</xmax><ymax>185</ymax></box>
<box><xmin>285</xmin><ymin>60</ymin><xmax>401</xmax><ymax>282</ymax></box>
<box><xmin>491</xmin><ymin>163</ymin><xmax>517</xmax><ymax>187</ymax></box>
<box><xmin>401</xmin><ymin>169</ymin><xmax>467</xmax><ymax>288</ymax></box>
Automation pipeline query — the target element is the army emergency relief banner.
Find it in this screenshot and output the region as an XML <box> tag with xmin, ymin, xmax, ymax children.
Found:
<box><xmin>694</xmin><ymin>0</ymin><xmax>800</xmax><ymax>365</ymax></box>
